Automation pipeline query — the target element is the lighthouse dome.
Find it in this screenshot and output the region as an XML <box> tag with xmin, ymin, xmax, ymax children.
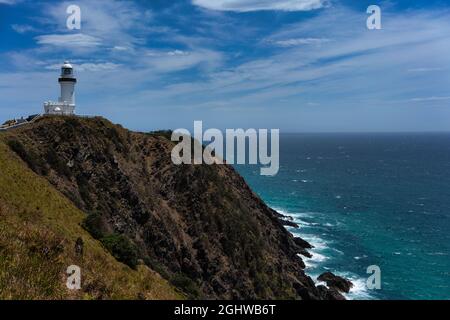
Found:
<box><xmin>61</xmin><ymin>61</ymin><xmax>75</xmax><ymax>78</ymax></box>
<box><xmin>62</xmin><ymin>61</ymin><xmax>73</xmax><ymax>69</ymax></box>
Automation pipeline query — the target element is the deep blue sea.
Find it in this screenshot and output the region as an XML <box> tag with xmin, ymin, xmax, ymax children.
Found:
<box><xmin>234</xmin><ymin>133</ymin><xmax>450</xmax><ymax>300</ymax></box>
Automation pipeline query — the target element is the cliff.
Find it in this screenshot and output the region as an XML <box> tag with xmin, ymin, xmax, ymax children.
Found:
<box><xmin>0</xmin><ymin>115</ymin><xmax>340</xmax><ymax>299</ymax></box>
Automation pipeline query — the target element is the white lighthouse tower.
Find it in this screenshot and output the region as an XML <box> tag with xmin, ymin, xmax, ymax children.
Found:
<box><xmin>44</xmin><ymin>61</ymin><xmax>77</xmax><ymax>115</ymax></box>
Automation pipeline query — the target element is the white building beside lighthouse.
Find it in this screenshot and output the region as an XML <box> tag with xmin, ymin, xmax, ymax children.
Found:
<box><xmin>44</xmin><ymin>61</ymin><xmax>77</xmax><ymax>115</ymax></box>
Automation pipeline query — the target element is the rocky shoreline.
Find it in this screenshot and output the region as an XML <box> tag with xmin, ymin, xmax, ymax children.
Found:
<box><xmin>274</xmin><ymin>209</ymin><xmax>354</xmax><ymax>300</ymax></box>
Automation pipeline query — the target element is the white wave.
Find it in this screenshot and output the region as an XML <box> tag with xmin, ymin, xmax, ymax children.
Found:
<box><xmin>272</xmin><ymin>207</ymin><xmax>318</xmax><ymax>221</ymax></box>
<box><xmin>303</xmin><ymin>258</ymin><xmax>316</xmax><ymax>269</ymax></box>
<box><xmin>343</xmin><ymin>276</ymin><xmax>374</xmax><ymax>300</ymax></box>
<box><xmin>298</xmin><ymin>211</ymin><xmax>318</xmax><ymax>218</ymax></box>
<box><xmin>292</xmin><ymin>218</ymin><xmax>320</xmax><ymax>227</ymax></box>
<box><xmin>273</xmin><ymin>208</ymin><xmax>316</xmax><ymax>230</ymax></box>
<box><xmin>427</xmin><ymin>252</ymin><xmax>448</xmax><ymax>256</ymax></box>
<box><xmin>300</xmin><ymin>235</ymin><xmax>328</xmax><ymax>250</ymax></box>
<box><xmin>310</xmin><ymin>251</ymin><xmax>328</xmax><ymax>262</ymax></box>
<box><xmin>272</xmin><ymin>206</ymin><xmax>373</xmax><ymax>300</ymax></box>
<box><xmin>296</xmin><ymin>220</ymin><xmax>313</xmax><ymax>227</ymax></box>
<box><xmin>311</xmin><ymin>270</ymin><xmax>374</xmax><ymax>300</ymax></box>
<box><xmin>272</xmin><ymin>207</ymin><xmax>289</xmax><ymax>216</ymax></box>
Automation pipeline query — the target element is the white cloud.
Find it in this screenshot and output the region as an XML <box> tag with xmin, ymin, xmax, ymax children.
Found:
<box><xmin>408</xmin><ymin>67</ymin><xmax>443</xmax><ymax>73</ymax></box>
<box><xmin>43</xmin><ymin>0</ymin><xmax>151</xmax><ymax>49</ymax></box>
<box><xmin>142</xmin><ymin>49</ymin><xmax>223</xmax><ymax>73</ymax></box>
<box><xmin>112</xmin><ymin>46</ymin><xmax>130</xmax><ymax>51</ymax></box>
<box><xmin>134</xmin><ymin>7</ymin><xmax>450</xmax><ymax>118</ymax></box>
<box><xmin>76</xmin><ymin>62</ymin><xmax>120</xmax><ymax>72</ymax></box>
<box><xmin>271</xmin><ymin>37</ymin><xmax>331</xmax><ymax>47</ymax></box>
<box><xmin>35</xmin><ymin>33</ymin><xmax>102</xmax><ymax>48</ymax></box>
<box><xmin>11</xmin><ymin>24</ymin><xmax>37</xmax><ymax>33</ymax></box>
<box><xmin>192</xmin><ymin>0</ymin><xmax>325</xmax><ymax>12</ymax></box>
<box><xmin>167</xmin><ymin>50</ymin><xmax>190</xmax><ymax>56</ymax></box>
<box><xmin>0</xmin><ymin>0</ymin><xmax>21</xmax><ymax>5</ymax></box>
<box><xmin>410</xmin><ymin>96</ymin><xmax>450</xmax><ymax>102</ymax></box>
<box><xmin>45</xmin><ymin>62</ymin><xmax>120</xmax><ymax>72</ymax></box>
<box><xmin>3</xmin><ymin>51</ymin><xmax>47</xmax><ymax>69</ymax></box>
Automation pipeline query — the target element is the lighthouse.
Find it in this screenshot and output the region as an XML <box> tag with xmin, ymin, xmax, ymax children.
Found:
<box><xmin>44</xmin><ymin>61</ymin><xmax>77</xmax><ymax>115</ymax></box>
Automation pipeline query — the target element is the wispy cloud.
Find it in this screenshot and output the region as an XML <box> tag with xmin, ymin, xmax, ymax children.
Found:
<box><xmin>45</xmin><ymin>62</ymin><xmax>120</xmax><ymax>72</ymax></box>
<box><xmin>11</xmin><ymin>24</ymin><xmax>38</xmax><ymax>33</ymax></box>
<box><xmin>269</xmin><ymin>38</ymin><xmax>331</xmax><ymax>47</ymax></box>
<box><xmin>41</xmin><ymin>0</ymin><xmax>153</xmax><ymax>51</ymax></box>
<box><xmin>410</xmin><ymin>96</ymin><xmax>450</xmax><ymax>102</ymax></box>
<box><xmin>192</xmin><ymin>0</ymin><xmax>326</xmax><ymax>12</ymax></box>
<box><xmin>142</xmin><ymin>49</ymin><xmax>223</xmax><ymax>73</ymax></box>
<box><xmin>0</xmin><ymin>0</ymin><xmax>22</xmax><ymax>5</ymax></box>
<box><xmin>112</xmin><ymin>46</ymin><xmax>131</xmax><ymax>52</ymax></box>
<box><xmin>407</xmin><ymin>67</ymin><xmax>443</xmax><ymax>73</ymax></box>
<box><xmin>35</xmin><ymin>33</ymin><xmax>102</xmax><ymax>48</ymax></box>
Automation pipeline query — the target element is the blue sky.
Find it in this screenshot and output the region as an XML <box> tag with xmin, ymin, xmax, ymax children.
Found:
<box><xmin>0</xmin><ymin>0</ymin><xmax>449</xmax><ymax>132</ymax></box>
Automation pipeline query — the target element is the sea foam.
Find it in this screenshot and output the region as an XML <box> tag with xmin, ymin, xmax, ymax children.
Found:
<box><xmin>272</xmin><ymin>206</ymin><xmax>375</xmax><ymax>300</ymax></box>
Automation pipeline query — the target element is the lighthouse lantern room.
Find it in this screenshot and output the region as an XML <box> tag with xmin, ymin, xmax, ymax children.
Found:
<box><xmin>44</xmin><ymin>61</ymin><xmax>77</xmax><ymax>115</ymax></box>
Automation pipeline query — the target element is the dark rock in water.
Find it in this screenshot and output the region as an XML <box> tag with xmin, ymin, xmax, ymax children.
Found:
<box><xmin>317</xmin><ymin>285</ymin><xmax>346</xmax><ymax>300</ymax></box>
<box><xmin>279</xmin><ymin>219</ymin><xmax>299</xmax><ymax>228</ymax></box>
<box><xmin>318</xmin><ymin>272</ymin><xmax>353</xmax><ymax>293</ymax></box>
<box><xmin>292</xmin><ymin>253</ymin><xmax>306</xmax><ymax>269</ymax></box>
<box><xmin>270</xmin><ymin>208</ymin><xmax>286</xmax><ymax>219</ymax></box>
<box><xmin>293</xmin><ymin>237</ymin><xmax>313</xmax><ymax>249</ymax></box>
<box><xmin>296</xmin><ymin>247</ymin><xmax>312</xmax><ymax>258</ymax></box>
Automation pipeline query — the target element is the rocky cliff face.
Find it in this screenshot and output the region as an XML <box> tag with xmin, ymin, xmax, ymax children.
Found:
<box><xmin>3</xmin><ymin>116</ymin><xmax>338</xmax><ymax>299</ymax></box>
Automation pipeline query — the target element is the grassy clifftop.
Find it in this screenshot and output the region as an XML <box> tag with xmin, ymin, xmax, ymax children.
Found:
<box><xmin>0</xmin><ymin>139</ymin><xmax>182</xmax><ymax>299</ymax></box>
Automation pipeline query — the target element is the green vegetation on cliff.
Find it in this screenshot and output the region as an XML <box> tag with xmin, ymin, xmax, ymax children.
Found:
<box><xmin>0</xmin><ymin>137</ymin><xmax>182</xmax><ymax>299</ymax></box>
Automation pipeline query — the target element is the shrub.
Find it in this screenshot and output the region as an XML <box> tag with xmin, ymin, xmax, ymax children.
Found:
<box><xmin>143</xmin><ymin>256</ymin><xmax>170</xmax><ymax>279</ymax></box>
<box><xmin>100</xmin><ymin>234</ymin><xmax>138</xmax><ymax>269</ymax></box>
<box><xmin>170</xmin><ymin>273</ymin><xmax>201</xmax><ymax>299</ymax></box>
<box><xmin>82</xmin><ymin>212</ymin><xmax>106</xmax><ymax>240</ymax></box>
<box><xmin>147</xmin><ymin>130</ymin><xmax>173</xmax><ymax>141</ymax></box>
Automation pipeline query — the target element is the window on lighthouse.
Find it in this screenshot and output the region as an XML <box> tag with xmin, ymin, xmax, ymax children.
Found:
<box><xmin>63</xmin><ymin>68</ymin><xmax>72</xmax><ymax>75</ymax></box>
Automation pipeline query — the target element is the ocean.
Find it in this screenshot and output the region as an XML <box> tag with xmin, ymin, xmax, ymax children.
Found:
<box><xmin>234</xmin><ymin>133</ymin><xmax>450</xmax><ymax>300</ymax></box>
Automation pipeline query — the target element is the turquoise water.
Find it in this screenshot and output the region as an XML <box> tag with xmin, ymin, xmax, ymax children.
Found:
<box><xmin>234</xmin><ymin>133</ymin><xmax>450</xmax><ymax>300</ymax></box>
